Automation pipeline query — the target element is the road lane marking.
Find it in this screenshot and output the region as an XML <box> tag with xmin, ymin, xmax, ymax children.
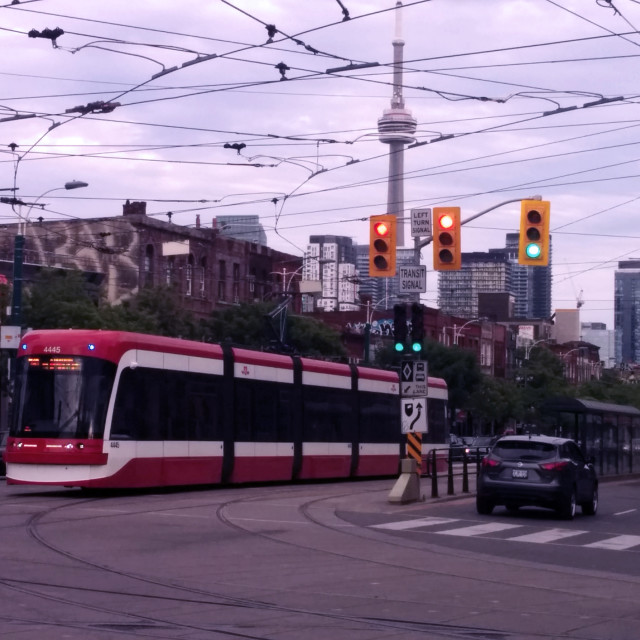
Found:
<box><xmin>508</xmin><ymin>528</ymin><xmax>587</xmax><ymax>544</ymax></box>
<box><xmin>584</xmin><ymin>535</ymin><xmax>640</xmax><ymax>551</ymax></box>
<box><xmin>613</xmin><ymin>509</ymin><xmax>637</xmax><ymax>516</ymax></box>
<box><xmin>436</xmin><ymin>522</ymin><xmax>522</xmax><ymax>537</ymax></box>
<box><xmin>372</xmin><ymin>517</ymin><xmax>458</xmax><ymax>531</ymax></box>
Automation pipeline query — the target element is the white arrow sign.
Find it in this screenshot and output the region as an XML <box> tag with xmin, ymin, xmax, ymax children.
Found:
<box><xmin>401</xmin><ymin>397</ymin><xmax>428</xmax><ymax>433</ymax></box>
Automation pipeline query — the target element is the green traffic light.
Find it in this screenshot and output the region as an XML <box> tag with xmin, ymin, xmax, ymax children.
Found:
<box><xmin>525</xmin><ymin>242</ymin><xmax>541</xmax><ymax>259</ymax></box>
<box><xmin>394</xmin><ymin>342</ymin><xmax>405</xmax><ymax>352</ymax></box>
<box><xmin>411</xmin><ymin>342</ymin><xmax>422</xmax><ymax>353</ymax></box>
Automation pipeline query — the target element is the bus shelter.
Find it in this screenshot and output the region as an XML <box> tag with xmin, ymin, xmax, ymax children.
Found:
<box><xmin>541</xmin><ymin>397</ymin><xmax>640</xmax><ymax>477</ymax></box>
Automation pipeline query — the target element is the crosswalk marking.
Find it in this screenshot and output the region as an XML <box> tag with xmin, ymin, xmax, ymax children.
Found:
<box><xmin>509</xmin><ymin>528</ymin><xmax>587</xmax><ymax>544</ymax></box>
<box><xmin>372</xmin><ymin>516</ymin><xmax>458</xmax><ymax>531</ymax></box>
<box><xmin>436</xmin><ymin>522</ymin><xmax>522</xmax><ymax>537</ymax></box>
<box><xmin>584</xmin><ymin>535</ymin><xmax>640</xmax><ymax>551</ymax></box>
<box><xmin>370</xmin><ymin>518</ymin><xmax>640</xmax><ymax>551</ymax></box>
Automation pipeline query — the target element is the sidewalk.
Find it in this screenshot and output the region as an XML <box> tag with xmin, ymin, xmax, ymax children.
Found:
<box><xmin>384</xmin><ymin>458</ymin><xmax>477</xmax><ymax>505</ymax></box>
<box><xmin>420</xmin><ymin>466</ymin><xmax>477</xmax><ymax>501</ymax></box>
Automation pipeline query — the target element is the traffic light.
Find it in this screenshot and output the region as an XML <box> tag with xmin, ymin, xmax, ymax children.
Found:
<box><xmin>410</xmin><ymin>303</ymin><xmax>424</xmax><ymax>353</ymax></box>
<box><xmin>432</xmin><ymin>207</ymin><xmax>461</xmax><ymax>270</ymax></box>
<box><xmin>518</xmin><ymin>200</ymin><xmax>550</xmax><ymax>266</ymax></box>
<box><xmin>393</xmin><ymin>304</ymin><xmax>407</xmax><ymax>352</ymax></box>
<box><xmin>369</xmin><ymin>214</ymin><xmax>397</xmax><ymax>277</ymax></box>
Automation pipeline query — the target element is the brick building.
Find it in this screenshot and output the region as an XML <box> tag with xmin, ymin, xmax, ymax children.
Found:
<box><xmin>0</xmin><ymin>201</ymin><xmax>301</xmax><ymax>319</ymax></box>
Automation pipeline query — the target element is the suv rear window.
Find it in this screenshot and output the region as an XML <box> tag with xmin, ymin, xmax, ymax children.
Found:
<box><xmin>493</xmin><ymin>440</ymin><xmax>557</xmax><ymax>461</ymax></box>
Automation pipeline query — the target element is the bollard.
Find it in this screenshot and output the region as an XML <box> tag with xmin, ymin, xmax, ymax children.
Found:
<box><xmin>431</xmin><ymin>448</ymin><xmax>439</xmax><ymax>498</ymax></box>
<box><xmin>462</xmin><ymin>452</ymin><xmax>469</xmax><ymax>493</ymax></box>
<box><xmin>447</xmin><ymin>449</ymin><xmax>454</xmax><ymax>495</ymax></box>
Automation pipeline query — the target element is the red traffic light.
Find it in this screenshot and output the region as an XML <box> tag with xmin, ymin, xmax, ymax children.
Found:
<box><xmin>373</xmin><ymin>221</ymin><xmax>390</xmax><ymax>237</ymax></box>
<box><xmin>369</xmin><ymin>214</ymin><xmax>397</xmax><ymax>276</ymax></box>
<box><xmin>438</xmin><ymin>213</ymin><xmax>455</xmax><ymax>230</ymax></box>
<box><xmin>432</xmin><ymin>207</ymin><xmax>461</xmax><ymax>270</ymax></box>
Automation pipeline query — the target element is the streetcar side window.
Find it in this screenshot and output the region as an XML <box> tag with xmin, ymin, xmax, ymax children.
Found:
<box><xmin>359</xmin><ymin>392</ymin><xmax>399</xmax><ymax>443</ymax></box>
<box><xmin>165</xmin><ymin>372</ymin><xmax>187</xmax><ymax>440</ymax></box>
<box><xmin>234</xmin><ymin>379</ymin><xmax>293</xmax><ymax>442</ymax></box>
<box><xmin>302</xmin><ymin>387</ymin><xmax>351</xmax><ymax>442</ymax></box>
<box><xmin>112</xmin><ymin>368</ymin><xmax>224</xmax><ymax>441</ymax></box>
<box><xmin>425</xmin><ymin>398</ymin><xmax>447</xmax><ymax>444</ymax></box>
<box><xmin>111</xmin><ymin>368</ymin><xmax>165</xmax><ymax>440</ymax></box>
<box><xmin>187</xmin><ymin>376</ymin><xmax>222</xmax><ymax>441</ymax></box>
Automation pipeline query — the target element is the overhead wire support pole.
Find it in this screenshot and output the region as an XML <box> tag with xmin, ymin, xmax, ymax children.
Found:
<box><xmin>415</xmin><ymin>195</ymin><xmax>542</xmax><ymax>250</ymax></box>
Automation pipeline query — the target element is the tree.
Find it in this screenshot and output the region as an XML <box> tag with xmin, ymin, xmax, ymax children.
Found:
<box><xmin>516</xmin><ymin>347</ymin><xmax>570</xmax><ymax>427</ymax></box>
<box><xmin>466</xmin><ymin>375</ymin><xmax>523</xmax><ymax>433</ymax></box>
<box><xmin>104</xmin><ymin>286</ymin><xmax>199</xmax><ymax>338</ymax></box>
<box><xmin>576</xmin><ymin>369</ymin><xmax>640</xmax><ymax>409</ymax></box>
<box><xmin>202</xmin><ymin>302</ymin><xmax>346</xmax><ymax>359</ymax></box>
<box><xmin>375</xmin><ymin>338</ymin><xmax>482</xmax><ymax>421</ymax></box>
<box><xmin>23</xmin><ymin>269</ymin><xmax>103</xmax><ymax>329</ymax></box>
<box><xmin>288</xmin><ymin>314</ymin><xmax>346</xmax><ymax>359</ymax></box>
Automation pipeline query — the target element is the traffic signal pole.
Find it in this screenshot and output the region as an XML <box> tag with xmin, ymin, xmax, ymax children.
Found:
<box><xmin>415</xmin><ymin>195</ymin><xmax>543</xmax><ymax>251</ymax></box>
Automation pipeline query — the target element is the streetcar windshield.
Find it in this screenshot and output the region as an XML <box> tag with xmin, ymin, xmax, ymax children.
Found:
<box><xmin>10</xmin><ymin>355</ymin><xmax>117</xmax><ymax>439</ymax></box>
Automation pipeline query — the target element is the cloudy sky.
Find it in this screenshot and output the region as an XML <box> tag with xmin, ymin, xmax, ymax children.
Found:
<box><xmin>3</xmin><ymin>0</ymin><xmax>640</xmax><ymax>327</ymax></box>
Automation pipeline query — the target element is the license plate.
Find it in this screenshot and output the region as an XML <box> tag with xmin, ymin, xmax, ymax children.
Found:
<box><xmin>512</xmin><ymin>469</ymin><xmax>528</xmax><ymax>479</ymax></box>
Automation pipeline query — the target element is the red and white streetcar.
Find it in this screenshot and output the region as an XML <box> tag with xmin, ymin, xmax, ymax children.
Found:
<box><xmin>5</xmin><ymin>330</ymin><xmax>447</xmax><ymax>489</ymax></box>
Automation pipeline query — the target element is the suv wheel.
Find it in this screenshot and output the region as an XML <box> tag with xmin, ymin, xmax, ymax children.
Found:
<box><xmin>476</xmin><ymin>495</ymin><xmax>494</xmax><ymax>515</ymax></box>
<box><xmin>558</xmin><ymin>487</ymin><xmax>577</xmax><ymax>520</ymax></box>
<box><xmin>581</xmin><ymin>486</ymin><xmax>598</xmax><ymax>516</ymax></box>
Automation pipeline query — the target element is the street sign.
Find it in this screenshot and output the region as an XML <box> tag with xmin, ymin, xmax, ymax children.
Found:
<box><xmin>411</xmin><ymin>207</ymin><xmax>432</xmax><ymax>237</ymax></box>
<box><xmin>401</xmin><ymin>397</ymin><xmax>428</xmax><ymax>433</ymax></box>
<box><xmin>400</xmin><ymin>360</ymin><xmax>428</xmax><ymax>397</ymax></box>
<box><xmin>399</xmin><ymin>265</ymin><xmax>426</xmax><ymax>294</ymax></box>
<box><xmin>1</xmin><ymin>325</ymin><xmax>21</xmax><ymax>349</ymax></box>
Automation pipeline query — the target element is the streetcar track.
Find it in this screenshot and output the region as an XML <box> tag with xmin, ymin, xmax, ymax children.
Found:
<box><xmin>2</xmin><ymin>484</ymin><xmax>635</xmax><ymax>640</ymax></box>
<box><xmin>5</xmin><ymin>486</ymin><xmax>514</xmax><ymax>640</ymax></box>
<box><xmin>215</xmin><ymin>487</ymin><xmax>638</xmax><ymax>640</ymax></box>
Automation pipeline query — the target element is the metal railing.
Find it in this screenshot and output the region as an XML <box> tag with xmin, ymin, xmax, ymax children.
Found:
<box><xmin>423</xmin><ymin>447</ymin><xmax>489</xmax><ymax>499</ymax></box>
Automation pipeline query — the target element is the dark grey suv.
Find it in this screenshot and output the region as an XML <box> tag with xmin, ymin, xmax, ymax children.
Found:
<box><xmin>476</xmin><ymin>435</ymin><xmax>598</xmax><ymax>519</ymax></box>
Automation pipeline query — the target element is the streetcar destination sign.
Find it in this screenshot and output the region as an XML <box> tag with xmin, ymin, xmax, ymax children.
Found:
<box><xmin>398</xmin><ymin>265</ymin><xmax>426</xmax><ymax>293</ymax></box>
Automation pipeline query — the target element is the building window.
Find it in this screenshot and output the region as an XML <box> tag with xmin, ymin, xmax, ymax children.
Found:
<box><xmin>144</xmin><ymin>244</ymin><xmax>154</xmax><ymax>287</ymax></box>
<box><xmin>166</xmin><ymin>257</ymin><xmax>175</xmax><ymax>285</ymax></box>
<box><xmin>186</xmin><ymin>254</ymin><xmax>194</xmax><ymax>297</ymax></box>
<box><xmin>233</xmin><ymin>263</ymin><xmax>240</xmax><ymax>303</ymax></box>
<box><xmin>199</xmin><ymin>257</ymin><xmax>206</xmax><ymax>297</ymax></box>
<box><xmin>218</xmin><ymin>260</ymin><xmax>226</xmax><ymax>301</ymax></box>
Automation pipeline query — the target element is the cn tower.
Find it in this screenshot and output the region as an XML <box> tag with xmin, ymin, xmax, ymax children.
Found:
<box><xmin>377</xmin><ymin>1</ymin><xmax>416</xmax><ymax>248</ymax></box>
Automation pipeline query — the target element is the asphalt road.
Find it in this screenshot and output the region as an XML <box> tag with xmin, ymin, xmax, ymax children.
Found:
<box><xmin>0</xmin><ymin>476</ymin><xmax>638</xmax><ymax>640</ymax></box>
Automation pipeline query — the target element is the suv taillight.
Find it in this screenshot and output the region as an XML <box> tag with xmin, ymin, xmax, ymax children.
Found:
<box><xmin>539</xmin><ymin>461</ymin><xmax>570</xmax><ymax>472</ymax></box>
<box><xmin>481</xmin><ymin>456</ymin><xmax>500</xmax><ymax>468</ymax></box>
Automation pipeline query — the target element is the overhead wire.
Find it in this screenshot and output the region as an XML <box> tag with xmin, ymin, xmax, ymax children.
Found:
<box><xmin>3</xmin><ymin>1</ymin><xmax>640</xmax><ymax>282</ymax></box>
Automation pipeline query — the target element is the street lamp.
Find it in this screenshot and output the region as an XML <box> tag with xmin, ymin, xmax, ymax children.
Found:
<box><xmin>271</xmin><ymin>257</ymin><xmax>334</xmax><ymax>295</ymax></box>
<box><xmin>453</xmin><ymin>317</ymin><xmax>484</xmax><ymax>346</ymax></box>
<box><xmin>11</xmin><ymin>180</ymin><xmax>89</xmax><ymax>327</ymax></box>
<box><xmin>362</xmin><ymin>296</ymin><xmax>391</xmax><ymax>363</ymax></box>
<box><xmin>267</xmin><ymin>257</ymin><xmax>334</xmax><ymax>348</ymax></box>
<box><xmin>561</xmin><ymin>347</ymin><xmax>586</xmax><ymax>384</ymax></box>
<box><xmin>561</xmin><ymin>347</ymin><xmax>585</xmax><ymax>359</ymax></box>
<box><xmin>525</xmin><ymin>338</ymin><xmax>553</xmax><ymax>360</ymax></box>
